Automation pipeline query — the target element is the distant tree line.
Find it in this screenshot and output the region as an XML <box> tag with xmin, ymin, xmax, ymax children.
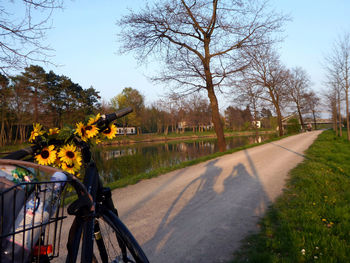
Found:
<box><xmin>224</xmin><ymin>106</ymin><xmax>277</xmax><ymax>131</ymax></box>
<box><xmin>0</xmin><ymin>65</ymin><xmax>101</xmax><ymax>146</ymax></box>
<box><xmin>103</xmin><ymin>88</ymin><xmax>212</xmax><ymax>135</ymax></box>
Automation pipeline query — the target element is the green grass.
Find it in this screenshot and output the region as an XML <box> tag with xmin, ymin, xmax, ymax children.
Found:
<box><xmin>232</xmin><ymin>130</ymin><xmax>350</xmax><ymax>263</ymax></box>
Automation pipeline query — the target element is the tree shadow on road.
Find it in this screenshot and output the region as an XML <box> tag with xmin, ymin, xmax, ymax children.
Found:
<box><xmin>141</xmin><ymin>150</ymin><xmax>271</xmax><ymax>263</ymax></box>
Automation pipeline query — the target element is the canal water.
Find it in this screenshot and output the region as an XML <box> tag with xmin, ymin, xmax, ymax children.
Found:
<box><xmin>93</xmin><ymin>134</ymin><xmax>276</xmax><ymax>184</ymax></box>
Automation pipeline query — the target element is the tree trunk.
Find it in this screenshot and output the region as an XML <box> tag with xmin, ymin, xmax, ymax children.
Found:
<box><xmin>276</xmin><ymin>106</ymin><xmax>283</xmax><ymax>136</ymax></box>
<box><xmin>333</xmin><ymin>100</ymin><xmax>338</xmax><ymax>136</ymax></box>
<box><xmin>297</xmin><ymin>105</ymin><xmax>304</xmax><ymax>131</ymax></box>
<box><xmin>253</xmin><ymin>107</ymin><xmax>259</xmax><ymax>141</ymax></box>
<box><xmin>0</xmin><ymin>122</ymin><xmax>4</xmax><ymax>146</ymax></box>
<box><xmin>347</xmin><ymin>86</ymin><xmax>350</xmax><ymax>140</ymax></box>
<box><xmin>8</xmin><ymin>122</ymin><xmax>13</xmax><ymax>143</ymax></box>
<box><xmin>20</xmin><ymin>125</ymin><xmax>25</xmax><ymax>143</ymax></box>
<box><xmin>14</xmin><ymin>124</ymin><xmax>19</xmax><ymax>144</ymax></box>
<box><xmin>312</xmin><ymin>110</ymin><xmax>317</xmax><ymax>130</ymax></box>
<box><xmin>338</xmin><ymin>91</ymin><xmax>342</xmax><ymax>137</ymax></box>
<box><xmin>207</xmin><ymin>87</ymin><xmax>226</xmax><ymax>151</ymax></box>
<box><xmin>34</xmin><ymin>86</ymin><xmax>38</xmax><ymax>123</ymax></box>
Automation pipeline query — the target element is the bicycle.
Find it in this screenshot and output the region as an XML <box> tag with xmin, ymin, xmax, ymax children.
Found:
<box><xmin>0</xmin><ymin>107</ymin><xmax>149</xmax><ymax>263</ymax></box>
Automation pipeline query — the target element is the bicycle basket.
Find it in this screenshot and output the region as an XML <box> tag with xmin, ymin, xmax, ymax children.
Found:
<box><xmin>0</xmin><ymin>160</ymin><xmax>71</xmax><ymax>263</ymax></box>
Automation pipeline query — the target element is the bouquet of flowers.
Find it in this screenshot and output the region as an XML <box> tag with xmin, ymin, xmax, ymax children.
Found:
<box><xmin>29</xmin><ymin>114</ymin><xmax>117</xmax><ymax>176</ymax></box>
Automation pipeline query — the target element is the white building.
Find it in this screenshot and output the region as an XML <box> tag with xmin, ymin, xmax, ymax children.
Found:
<box><xmin>252</xmin><ymin>120</ymin><xmax>261</xmax><ymax>128</ymax></box>
<box><xmin>116</xmin><ymin>127</ymin><xmax>136</xmax><ymax>135</ymax></box>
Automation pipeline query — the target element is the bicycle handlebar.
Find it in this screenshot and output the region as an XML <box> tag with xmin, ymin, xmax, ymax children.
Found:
<box><xmin>95</xmin><ymin>107</ymin><xmax>133</xmax><ymax>129</ymax></box>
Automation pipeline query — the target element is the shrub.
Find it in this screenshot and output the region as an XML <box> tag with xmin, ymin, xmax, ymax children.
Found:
<box><xmin>286</xmin><ymin>118</ymin><xmax>300</xmax><ymax>134</ymax></box>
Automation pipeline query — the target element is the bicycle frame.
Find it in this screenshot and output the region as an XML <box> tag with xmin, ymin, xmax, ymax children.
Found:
<box><xmin>66</xmin><ymin>159</ymin><xmax>123</xmax><ymax>263</ymax></box>
<box><xmin>66</xmin><ymin>161</ymin><xmax>98</xmax><ymax>263</ymax></box>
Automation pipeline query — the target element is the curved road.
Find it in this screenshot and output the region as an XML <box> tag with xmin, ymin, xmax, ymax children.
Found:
<box><xmin>111</xmin><ymin>130</ymin><xmax>322</xmax><ymax>262</ymax></box>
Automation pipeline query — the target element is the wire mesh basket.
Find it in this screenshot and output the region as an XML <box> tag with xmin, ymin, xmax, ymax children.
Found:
<box><xmin>0</xmin><ymin>163</ymin><xmax>71</xmax><ymax>263</ymax></box>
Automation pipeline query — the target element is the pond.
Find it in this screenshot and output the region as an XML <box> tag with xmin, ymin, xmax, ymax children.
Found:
<box><xmin>93</xmin><ymin>134</ymin><xmax>276</xmax><ymax>184</ymax></box>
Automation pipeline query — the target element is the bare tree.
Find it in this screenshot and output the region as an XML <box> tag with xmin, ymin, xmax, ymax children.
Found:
<box><xmin>0</xmin><ymin>0</ymin><xmax>62</xmax><ymax>74</ymax></box>
<box><xmin>185</xmin><ymin>93</ymin><xmax>211</xmax><ymax>132</ymax></box>
<box><xmin>330</xmin><ymin>79</ymin><xmax>343</xmax><ymax>136</ymax></box>
<box><xmin>243</xmin><ymin>46</ymin><xmax>289</xmax><ymax>136</ymax></box>
<box><xmin>0</xmin><ymin>73</ymin><xmax>9</xmax><ymax>146</ymax></box>
<box><xmin>324</xmin><ymin>59</ymin><xmax>344</xmax><ymax>136</ymax></box>
<box><xmin>286</xmin><ymin>67</ymin><xmax>311</xmax><ymax>130</ymax></box>
<box><xmin>324</xmin><ymin>33</ymin><xmax>350</xmax><ymax>140</ymax></box>
<box><xmin>323</xmin><ymin>89</ymin><xmax>338</xmax><ymax>134</ymax></box>
<box><xmin>152</xmin><ymin>99</ymin><xmax>174</xmax><ymax>135</ymax></box>
<box><xmin>304</xmin><ymin>91</ymin><xmax>320</xmax><ymax>130</ymax></box>
<box><xmin>118</xmin><ymin>0</ymin><xmax>287</xmax><ymax>151</ymax></box>
<box><xmin>234</xmin><ymin>80</ymin><xmax>263</xmax><ymax>135</ymax></box>
<box><xmin>224</xmin><ymin>105</ymin><xmax>252</xmax><ymax>131</ymax></box>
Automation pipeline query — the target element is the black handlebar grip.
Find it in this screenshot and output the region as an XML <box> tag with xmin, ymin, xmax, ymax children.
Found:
<box><xmin>105</xmin><ymin>107</ymin><xmax>133</xmax><ymax>123</ymax></box>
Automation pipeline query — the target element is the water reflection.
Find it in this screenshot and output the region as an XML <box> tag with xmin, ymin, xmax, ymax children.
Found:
<box><xmin>94</xmin><ymin>135</ymin><xmax>274</xmax><ymax>184</ymax></box>
<box><xmin>103</xmin><ymin>148</ymin><xmax>137</xmax><ymax>160</ymax></box>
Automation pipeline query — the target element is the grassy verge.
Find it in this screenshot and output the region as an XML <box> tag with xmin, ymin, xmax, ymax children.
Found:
<box><xmin>232</xmin><ymin>130</ymin><xmax>350</xmax><ymax>263</ymax></box>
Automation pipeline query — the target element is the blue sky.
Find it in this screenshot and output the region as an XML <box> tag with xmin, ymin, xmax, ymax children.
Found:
<box><xmin>19</xmin><ymin>0</ymin><xmax>350</xmax><ymax>108</ymax></box>
<box><xmin>272</xmin><ymin>0</ymin><xmax>350</xmax><ymax>90</ymax></box>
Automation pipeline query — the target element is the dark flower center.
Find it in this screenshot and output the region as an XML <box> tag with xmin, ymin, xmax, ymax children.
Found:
<box><xmin>66</xmin><ymin>151</ymin><xmax>75</xmax><ymax>159</ymax></box>
<box><xmin>80</xmin><ymin>127</ymin><xmax>86</xmax><ymax>136</ymax></box>
<box><xmin>85</xmin><ymin>125</ymin><xmax>92</xmax><ymax>131</ymax></box>
<box><xmin>41</xmin><ymin>150</ymin><xmax>49</xmax><ymax>159</ymax></box>
<box><xmin>103</xmin><ymin>127</ymin><xmax>111</xmax><ymax>134</ymax></box>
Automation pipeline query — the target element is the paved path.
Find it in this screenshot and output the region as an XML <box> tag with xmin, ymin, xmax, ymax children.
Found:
<box><xmin>111</xmin><ymin>130</ymin><xmax>322</xmax><ymax>263</ymax></box>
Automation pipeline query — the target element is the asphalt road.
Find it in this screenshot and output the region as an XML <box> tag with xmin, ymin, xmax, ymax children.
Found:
<box><xmin>53</xmin><ymin>130</ymin><xmax>322</xmax><ymax>262</ymax></box>
<box><xmin>111</xmin><ymin>130</ymin><xmax>322</xmax><ymax>263</ymax></box>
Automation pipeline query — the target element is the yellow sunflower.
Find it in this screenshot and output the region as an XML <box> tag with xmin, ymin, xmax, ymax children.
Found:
<box><xmin>94</xmin><ymin>138</ymin><xmax>102</xmax><ymax>145</ymax></box>
<box><xmin>48</xmin><ymin>128</ymin><xmax>60</xmax><ymax>135</ymax></box>
<box><xmin>75</xmin><ymin>122</ymin><xmax>88</xmax><ymax>141</ymax></box>
<box><xmin>53</xmin><ymin>158</ymin><xmax>62</xmax><ymax>168</ymax></box>
<box><xmin>29</xmin><ymin>123</ymin><xmax>45</xmax><ymax>142</ymax></box>
<box><xmin>88</xmin><ymin>113</ymin><xmax>101</xmax><ymax>125</ymax></box>
<box><xmin>35</xmin><ymin>145</ymin><xmax>57</xmax><ymax>165</ymax></box>
<box><xmin>58</xmin><ymin>144</ymin><xmax>82</xmax><ymax>165</ymax></box>
<box><xmin>84</xmin><ymin>124</ymin><xmax>99</xmax><ymax>139</ymax></box>
<box><xmin>102</xmin><ymin>124</ymin><xmax>117</xmax><ymax>139</ymax></box>
<box><xmin>61</xmin><ymin>160</ymin><xmax>81</xmax><ymax>174</ymax></box>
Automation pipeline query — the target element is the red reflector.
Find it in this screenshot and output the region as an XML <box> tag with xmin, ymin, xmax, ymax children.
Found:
<box><xmin>33</xmin><ymin>244</ymin><xmax>53</xmax><ymax>256</ymax></box>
